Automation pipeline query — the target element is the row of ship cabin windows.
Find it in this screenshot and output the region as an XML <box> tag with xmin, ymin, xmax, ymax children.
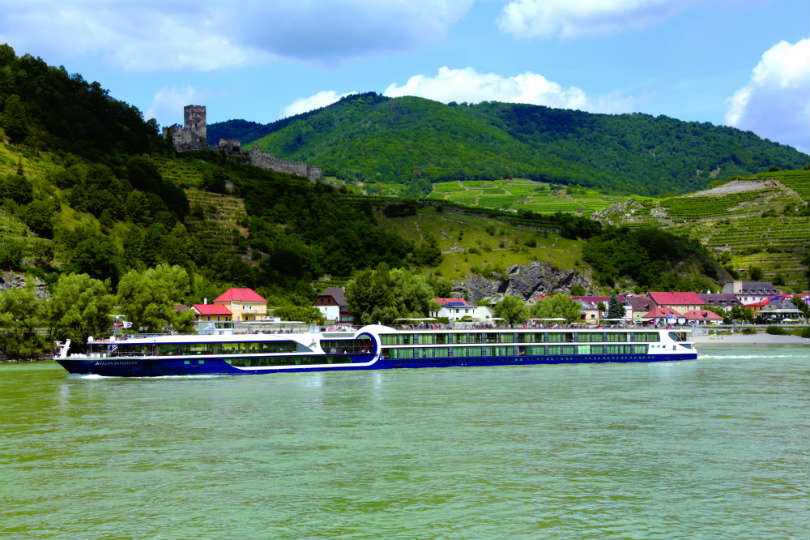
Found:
<box><xmin>383</xmin><ymin>344</ymin><xmax>649</xmax><ymax>359</ymax></box>
<box><xmin>379</xmin><ymin>332</ymin><xmax>660</xmax><ymax>346</ymax></box>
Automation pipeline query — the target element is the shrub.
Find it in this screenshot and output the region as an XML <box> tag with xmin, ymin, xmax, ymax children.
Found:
<box><xmin>765</xmin><ymin>325</ymin><xmax>786</xmax><ymax>335</ymax></box>
<box><xmin>741</xmin><ymin>327</ymin><xmax>755</xmax><ymax>335</ymax></box>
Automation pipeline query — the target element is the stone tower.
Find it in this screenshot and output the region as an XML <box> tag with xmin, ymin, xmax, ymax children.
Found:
<box><xmin>184</xmin><ymin>105</ymin><xmax>207</xmax><ymax>146</ymax></box>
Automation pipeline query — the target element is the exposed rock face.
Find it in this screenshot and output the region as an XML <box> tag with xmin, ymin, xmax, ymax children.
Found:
<box><xmin>452</xmin><ymin>262</ymin><xmax>590</xmax><ymax>304</ymax></box>
<box><xmin>0</xmin><ymin>271</ymin><xmax>50</xmax><ymax>300</ymax></box>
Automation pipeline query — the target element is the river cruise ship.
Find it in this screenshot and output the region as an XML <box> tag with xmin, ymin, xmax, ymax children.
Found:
<box><xmin>55</xmin><ymin>325</ymin><xmax>697</xmax><ymax>377</ymax></box>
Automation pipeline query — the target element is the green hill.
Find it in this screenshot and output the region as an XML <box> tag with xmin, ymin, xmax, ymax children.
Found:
<box><xmin>0</xmin><ymin>44</ymin><xmax>801</xmax><ymax>307</ymax></box>
<box><xmin>209</xmin><ymin>93</ymin><xmax>808</xmax><ymax>197</ymax></box>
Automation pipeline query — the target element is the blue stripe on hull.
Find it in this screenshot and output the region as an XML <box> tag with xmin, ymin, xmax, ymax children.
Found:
<box><xmin>58</xmin><ymin>352</ymin><xmax>696</xmax><ymax>377</ymax></box>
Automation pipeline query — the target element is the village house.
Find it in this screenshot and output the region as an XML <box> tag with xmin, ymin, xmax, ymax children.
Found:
<box><xmin>641</xmin><ymin>306</ymin><xmax>683</xmax><ymax>326</ymax></box>
<box><xmin>213</xmin><ymin>287</ymin><xmax>267</xmax><ymax>322</ymax></box>
<box><xmin>191</xmin><ymin>303</ymin><xmax>233</xmax><ymax>322</ymax></box>
<box><xmin>698</xmin><ymin>293</ymin><xmax>740</xmax><ymax>311</ymax></box>
<box><xmin>627</xmin><ymin>295</ymin><xmax>655</xmax><ymax>324</ymax></box>
<box><xmin>431</xmin><ymin>298</ymin><xmax>475</xmax><ymax>321</ymax></box>
<box><xmin>756</xmin><ymin>299</ymin><xmax>801</xmax><ymax>323</ymax></box>
<box><xmin>721</xmin><ymin>280</ymin><xmax>780</xmax><ymax>305</ymax></box>
<box><xmin>313</xmin><ymin>287</ymin><xmax>353</xmax><ymax>324</ymax></box>
<box><xmin>682</xmin><ymin>309</ymin><xmax>724</xmax><ymax>325</ymax></box>
<box><xmin>648</xmin><ymin>292</ymin><xmax>704</xmax><ymax>315</ymax></box>
<box><xmin>580</xmin><ymin>300</ymin><xmax>601</xmax><ymax>325</ymax></box>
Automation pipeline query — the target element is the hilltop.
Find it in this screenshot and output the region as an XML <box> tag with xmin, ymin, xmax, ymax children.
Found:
<box><xmin>209</xmin><ymin>93</ymin><xmax>808</xmax><ymax>197</ymax></box>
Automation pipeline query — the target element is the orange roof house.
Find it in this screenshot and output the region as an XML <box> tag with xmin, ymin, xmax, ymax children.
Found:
<box><xmin>214</xmin><ymin>288</ymin><xmax>267</xmax><ymax>321</ymax></box>
<box><xmin>191</xmin><ymin>303</ymin><xmax>232</xmax><ymax>322</ymax></box>
<box><xmin>683</xmin><ymin>310</ymin><xmax>723</xmax><ymax>324</ymax></box>
<box><xmin>648</xmin><ymin>292</ymin><xmax>704</xmax><ymax>315</ymax></box>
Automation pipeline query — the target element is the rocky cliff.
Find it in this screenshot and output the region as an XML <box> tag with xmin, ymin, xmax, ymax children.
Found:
<box><xmin>452</xmin><ymin>262</ymin><xmax>590</xmax><ymax>304</ymax></box>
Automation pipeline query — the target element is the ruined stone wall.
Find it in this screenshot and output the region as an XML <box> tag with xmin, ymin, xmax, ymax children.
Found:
<box><xmin>248</xmin><ymin>147</ymin><xmax>322</xmax><ymax>182</ymax></box>
<box><xmin>163</xmin><ymin>105</ymin><xmax>321</xmax><ymax>181</ymax></box>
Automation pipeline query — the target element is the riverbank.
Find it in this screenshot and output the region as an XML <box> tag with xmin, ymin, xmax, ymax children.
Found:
<box><xmin>692</xmin><ymin>332</ymin><xmax>810</xmax><ymax>345</ymax></box>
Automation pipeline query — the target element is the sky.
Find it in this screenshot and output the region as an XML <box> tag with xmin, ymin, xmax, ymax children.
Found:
<box><xmin>1</xmin><ymin>0</ymin><xmax>808</xmax><ymax>153</ymax></box>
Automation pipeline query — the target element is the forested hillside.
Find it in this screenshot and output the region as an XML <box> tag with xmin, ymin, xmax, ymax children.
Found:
<box><xmin>209</xmin><ymin>93</ymin><xmax>808</xmax><ymax>197</ymax></box>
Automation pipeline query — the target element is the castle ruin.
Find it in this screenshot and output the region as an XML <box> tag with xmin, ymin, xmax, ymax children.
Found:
<box><xmin>163</xmin><ymin>105</ymin><xmax>321</xmax><ymax>182</ymax></box>
<box><xmin>162</xmin><ymin>105</ymin><xmax>208</xmax><ymax>151</ymax></box>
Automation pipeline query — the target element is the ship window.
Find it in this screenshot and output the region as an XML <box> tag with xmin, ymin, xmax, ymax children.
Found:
<box><xmin>417</xmin><ymin>334</ymin><xmax>435</xmax><ymax>345</ymax></box>
<box><xmin>497</xmin><ymin>333</ymin><xmax>514</xmax><ymax>344</ymax></box>
<box><xmin>605</xmin><ymin>333</ymin><xmax>625</xmax><ymax>342</ymax></box>
<box><xmin>320</xmin><ymin>338</ymin><xmax>373</xmax><ymax>354</ymax></box>
<box><xmin>545</xmin><ymin>333</ymin><xmax>563</xmax><ymax>343</ymax></box>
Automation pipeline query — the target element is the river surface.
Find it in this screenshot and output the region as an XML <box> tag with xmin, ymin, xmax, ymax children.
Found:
<box><xmin>1</xmin><ymin>345</ymin><xmax>807</xmax><ymax>539</ymax></box>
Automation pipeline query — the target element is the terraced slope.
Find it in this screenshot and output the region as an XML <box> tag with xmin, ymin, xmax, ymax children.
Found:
<box><xmin>428</xmin><ymin>178</ymin><xmax>643</xmax><ymax>216</ymax></box>
<box><xmin>597</xmin><ymin>170</ymin><xmax>809</xmax><ymax>286</ymax></box>
<box><xmin>184</xmin><ymin>189</ymin><xmax>248</xmax><ymax>260</ymax></box>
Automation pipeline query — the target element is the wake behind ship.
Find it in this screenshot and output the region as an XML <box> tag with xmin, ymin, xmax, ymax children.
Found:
<box><xmin>55</xmin><ymin>324</ymin><xmax>698</xmax><ymax>377</ymax></box>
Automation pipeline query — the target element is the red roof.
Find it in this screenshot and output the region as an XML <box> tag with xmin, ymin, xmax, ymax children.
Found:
<box><xmin>641</xmin><ymin>306</ymin><xmax>681</xmax><ymax>319</ymax></box>
<box><xmin>683</xmin><ymin>310</ymin><xmax>723</xmax><ymax>321</ymax></box>
<box><xmin>193</xmin><ymin>304</ymin><xmax>232</xmax><ymax>316</ymax></box>
<box><xmin>648</xmin><ymin>292</ymin><xmax>704</xmax><ymax>306</ymax></box>
<box><xmin>214</xmin><ymin>287</ymin><xmax>266</xmax><ymax>303</ymax></box>
<box><xmin>433</xmin><ymin>298</ymin><xmax>468</xmax><ymax>306</ymax></box>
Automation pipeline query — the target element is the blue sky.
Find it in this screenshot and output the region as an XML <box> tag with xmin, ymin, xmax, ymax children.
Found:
<box><xmin>1</xmin><ymin>1</ymin><xmax>808</xmax><ymax>152</ymax></box>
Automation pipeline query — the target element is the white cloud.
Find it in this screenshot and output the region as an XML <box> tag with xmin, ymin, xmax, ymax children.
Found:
<box><xmin>725</xmin><ymin>38</ymin><xmax>810</xmax><ymax>153</ymax></box>
<box><xmin>0</xmin><ymin>0</ymin><xmax>472</xmax><ymax>71</ymax></box>
<box><xmin>383</xmin><ymin>66</ymin><xmax>637</xmax><ymax>113</ymax></box>
<box><xmin>498</xmin><ymin>0</ymin><xmax>683</xmax><ymax>38</ymax></box>
<box><xmin>280</xmin><ymin>90</ymin><xmax>356</xmax><ymax>118</ymax></box>
<box><xmin>146</xmin><ymin>86</ymin><xmax>204</xmax><ymax>125</ymax></box>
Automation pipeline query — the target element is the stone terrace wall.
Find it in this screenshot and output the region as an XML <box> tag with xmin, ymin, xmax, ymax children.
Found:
<box><xmin>248</xmin><ymin>147</ymin><xmax>322</xmax><ymax>182</ymax></box>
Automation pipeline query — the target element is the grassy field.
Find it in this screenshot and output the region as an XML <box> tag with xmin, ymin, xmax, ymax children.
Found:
<box><xmin>427</xmin><ymin>178</ymin><xmax>638</xmax><ymax>215</ymax></box>
<box><xmin>376</xmin><ymin>206</ymin><xmax>585</xmax><ymax>282</ymax></box>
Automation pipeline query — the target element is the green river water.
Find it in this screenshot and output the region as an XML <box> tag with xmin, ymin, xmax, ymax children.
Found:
<box><xmin>1</xmin><ymin>345</ymin><xmax>807</xmax><ymax>539</ymax></box>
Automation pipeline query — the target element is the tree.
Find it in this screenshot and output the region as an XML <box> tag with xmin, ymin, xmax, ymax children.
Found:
<box><xmin>2</xmin><ymin>94</ymin><xmax>29</xmax><ymax>143</ymax></box>
<box><xmin>272</xmin><ymin>304</ymin><xmax>325</xmax><ymax>325</ymax></box>
<box><xmin>65</xmin><ymin>230</ymin><xmax>121</xmax><ymax>284</ymax></box>
<box><xmin>607</xmin><ymin>294</ymin><xmax>624</xmax><ymax>319</ymax></box>
<box><xmin>0</xmin><ymin>238</ymin><xmax>23</xmax><ymax>270</ymax></box>
<box><xmin>570</xmin><ymin>283</ymin><xmax>586</xmax><ymax>296</ymax></box>
<box><xmin>748</xmin><ymin>266</ymin><xmax>764</xmax><ymax>281</ymax></box>
<box><xmin>116</xmin><ymin>264</ymin><xmax>195</xmax><ymax>333</ymax></box>
<box><xmin>791</xmin><ymin>296</ymin><xmax>810</xmax><ymax>320</ymax></box>
<box><xmin>47</xmin><ymin>273</ymin><xmax>115</xmax><ymax>348</ymax></box>
<box><xmin>390</xmin><ymin>268</ymin><xmax>434</xmax><ymax>318</ymax></box>
<box><xmin>494</xmin><ymin>295</ymin><xmax>528</xmax><ymax>325</ymax></box>
<box><xmin>530</xmin><ymin>294</ymin><xmax>582</xmax><ymax>323</ymax></box>
<box><xmin>21</xmin><ymin>200</ymin><xmax>57</xmax><ymax>238</ymax></box>
<box><xmin>729</xmin><ymin>304</ymin><xmax>754</xmax><ymax>324</ymax></box>
<box><xmin>0</xmin><ymin>284</ymin><xmax>46</xmax><ymax>359</ymax></box>
<box><xmin>345</xmin><ymin>263</ymin><xmax>435</xmax><ymax>325</ymax></box>
<box><xmin>0</xmin><ymin>173</ymin><xmax>34</xmax><ymax>204</ymax></box>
